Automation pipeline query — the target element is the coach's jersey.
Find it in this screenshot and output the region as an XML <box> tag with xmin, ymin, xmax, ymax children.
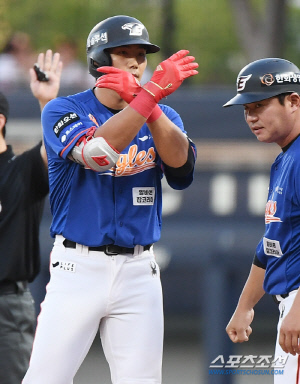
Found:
<box><xmin>256</xmin><ymin>136</ymin><xmax>300</xmax><ymax>295</ymax></box>
<box><xmin>42</xmin><ymin>89</ymin><xmax>196</xmax><ymax>247</ymax></box>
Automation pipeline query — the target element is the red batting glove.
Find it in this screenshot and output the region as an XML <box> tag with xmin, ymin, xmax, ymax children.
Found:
<box><xmin>95</xmin><ymin>67</ymin><xmax>142</xmax><ymax>104</ymax></box>
<box><xmin>143</xmin><ymin>50</ymin><xmax>198</xmax><ymax>102</ymax></box>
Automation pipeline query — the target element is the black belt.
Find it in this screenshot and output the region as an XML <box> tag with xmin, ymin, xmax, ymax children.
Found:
<box><xmin>0</xmin><ymin>281</ymin><xmax>28</xmax><ymax>295</ymax></box>
<box><xmin>272</xmin><ymin>293</ymin><xmax>290</xmax><ymax>305</ymax></box>
<box><xmin>63</xmin><ymin>239</ymin><xmax>152</xmax><ymax>255</ymax></box>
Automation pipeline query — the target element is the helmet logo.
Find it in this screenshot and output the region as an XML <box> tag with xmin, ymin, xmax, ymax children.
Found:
<box><xmin>122</xmin><ymin>22</ymin><xmax>144</xmax><ymax>36</ymax></box>
<box><xmin>261</xmin><ymin>74</ymin><xmax>275</xmax><ymax>86</ymax></box>
<box><xmin>237</xmin><ymin>74</ymin><xmax>252</xmax><ymax>92</ymax></box>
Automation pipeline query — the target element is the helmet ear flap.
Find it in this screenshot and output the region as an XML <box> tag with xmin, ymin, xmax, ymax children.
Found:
<box><xmin>88</xmin><ymin>50</ymin><xmax>112</xmax><ymax>78</ymax></box>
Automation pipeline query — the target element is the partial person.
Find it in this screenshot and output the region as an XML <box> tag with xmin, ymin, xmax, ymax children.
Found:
<box><xmin>22</xmin><ymin>14</ymin><xmax>198</xmax><ymax>384</ymax></box>
<box><xmin>0</xmin><ymin>32</ymin><xmax>36</xmax><ymax>88</ymax></box>
<box><xmin>0</xmin><ymin>49</ymin><xmax>62</xmax><ymax>384</ymax></box>
<box><xmin>55</xmin><ymin>38</ymin><xmax>94</xmax><ymax>90</ymax></box>
<box><xmin>224</xmin><ymin>57</ymin><xmax>300</xmax><ymax>383</ymax></box>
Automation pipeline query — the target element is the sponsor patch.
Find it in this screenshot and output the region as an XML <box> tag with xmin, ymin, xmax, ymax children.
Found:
<box><xmin>261</xmin><ymin>72</ymin><xmax>300</xmax><ymax>87</ymax></box>
<box><xmin>87</xmin><ymin>30</ymin><xmax>108</xmax><ymax>48</ymax></box>
<box><xmin>132</xmin><ymin>187</ymin><xmax>155</xmax><ymax>205</ymax></box>
<box><xmin>53</xmin><ymin>112</ymin><xmax>80</xmax><ymax>137</ymax></box>
<box><xmin>51</xmin><ymin>260</ymin><xmax>76</xmax><ymax>273</ymax></box>
<box><xmin>263</xmin><ymin>237</ymin><xmax>283</xmax><ymax>258</ymax></box>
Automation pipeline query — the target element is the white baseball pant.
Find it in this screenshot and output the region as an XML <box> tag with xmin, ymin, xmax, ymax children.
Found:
<box><xmin>22</xmin><ymin>235</ymin><xmax>164</xmax><ymax>384</ymax></box>
<box><xmin>274</xmin><ymin>290</ymin><xmax>300</xmax><ymax>384</ymax></box>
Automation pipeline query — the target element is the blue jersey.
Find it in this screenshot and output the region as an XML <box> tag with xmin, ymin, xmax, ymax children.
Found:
<box><xmin>256</xmin><ymin>136</ymin><xmax>300</xmax><ymax>295</ymax></box>
<box><xmin>42</xmin><ymin>89</ymin><xmax>196</xmax><ymax>247</ymax></box>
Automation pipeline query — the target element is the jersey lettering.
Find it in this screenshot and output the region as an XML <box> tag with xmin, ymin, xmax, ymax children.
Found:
<box><xmin>115</xmin><ymin>145</ymin><xmax>156</xmax><ymax>176</ymax></box>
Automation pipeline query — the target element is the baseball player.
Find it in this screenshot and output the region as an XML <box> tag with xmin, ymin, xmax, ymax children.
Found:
<box><xmin>22</xmin><ymin>15</ymin><xmax>198</xmax><ymax>384</ymax></box>
<box><xmin>224</xmin><ymin>58</ymin><xmax>300</xmax><ymax>383</ymax></box>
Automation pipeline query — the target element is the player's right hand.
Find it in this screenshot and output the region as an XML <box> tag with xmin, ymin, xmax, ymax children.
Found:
<box><xmin>143</xmin><ymin>50</ymin><xmax>199</xmax><ymax>103</ymax></box>
<box><xmin>226</xmin><ymin>308</ymin><xmax>254</xmax><ymax>343</ymax></box>
<box><xmin>29</xmin><ymin>49</ymin><xmax>62</xmax><ymax>107</ymax></box>
<box><xmin>95</xmin><ymin>67</ymin><xmax>142</xmax><ymax>104</ymax></box>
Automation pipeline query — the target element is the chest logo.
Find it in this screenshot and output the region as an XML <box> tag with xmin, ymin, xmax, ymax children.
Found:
<box><xmin>115</xmin><ymin>144</ymin><xmax>156</xmax><ymax>176</ymax></box>
<box><xmin>265</xmin><ymin>200</ymin><xmax>282</xmax><ymax>224</ymax></box>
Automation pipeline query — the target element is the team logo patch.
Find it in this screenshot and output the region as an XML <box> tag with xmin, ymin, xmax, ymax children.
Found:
<box><xmin>261</xmin><ymin>73</ymin><xmax>275</xmax><ymax>86</ymax></box>
<box><xmin>150</xmin><ymin>261</ymin><xmax>158</xmax><ymax>277</ymax></box>
<box><xmin>53</xmin><ymin>112</ymin><xmax>80</xmax><ymax>138</ymax></box>
<box><xmin>121</xmin><ymin>22</ymin><xmax>144</xmax><ymax>36</ymax></box>
<box><xmin>51</xmin><ymin>260</ymin><xmax>76</xmax><ymax>273</ymax></box>
<box><xmin>237</xmin><ymin>74</ymin><xmax>252</xmax><ymax>92</ymax></box>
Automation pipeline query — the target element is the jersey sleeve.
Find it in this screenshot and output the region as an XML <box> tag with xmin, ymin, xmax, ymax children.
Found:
<box><xmin>42</xmin><ymin>96</ymin><xmax>96</xmax><ymax>160</ymax></box>
<box><xmin>253</xmin><ymin>252</ymin><xmax>267</xmax><ymax>269</ymax></box>
<box><xmin>253</xmin><ymin>237</ymin><xmax>267</xmax><ymax>269</ymax></box>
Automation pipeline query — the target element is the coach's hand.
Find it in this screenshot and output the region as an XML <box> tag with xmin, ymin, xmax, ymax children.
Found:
<box><xmin>279</xmin><ymin>297</ymin><xmax>300</xmax><ymax>355</ymax></box>
<box><xmin>226</xmin><ymin>307</ymin><xmax>254</xmax><ymax>343</ymax></box>
<box><xmin>96</xmin><ymin>67</ymin><xmax>142</xmax><ymax>104</ymax></box>
<box><xmin>142</xmin><ymin>50</ymin><xmax>198</xmax><ymax>103</ymax></box>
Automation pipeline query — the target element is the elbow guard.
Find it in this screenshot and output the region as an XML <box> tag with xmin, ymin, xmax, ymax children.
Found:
<box><xmin>71</xmin><ymin>136</ymin><xmax>120</xmax><ymax>172</ymax></box>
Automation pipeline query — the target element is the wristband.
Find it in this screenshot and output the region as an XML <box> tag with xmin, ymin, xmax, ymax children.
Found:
<box><xmin>147</xmin><ymin>104</ymin><xmax>163</xmax><ymax>123</ymax></box>
<box><xmin>129</xmin><ymin>88</ymin><xmax>157</xmax><ymax>119</ymax></box>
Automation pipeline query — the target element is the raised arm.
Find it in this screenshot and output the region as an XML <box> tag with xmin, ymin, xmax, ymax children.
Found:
<box><xmin>29</xmin><ymin>49</ymin><xmax>63</xmax><ymax>167</ymax></box>
<box><xmin>95</xmin><ymin>50</ymin><xmax>198</xmax><ymax>161</ymax></box>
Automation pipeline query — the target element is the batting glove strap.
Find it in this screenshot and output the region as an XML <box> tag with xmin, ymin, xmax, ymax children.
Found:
<box><xmin>143</xmin><ymin>81</ymin><xmax>173</xmax><ymax>103</ymax></box>
<box><xmin>129</xmin><ymin>88</ymin><xmax>157</xmax><ymax>119</ymax></box>
<box><xmin>146</xmin><ymin>104</ymin><xmax>163</xmax><ymax>124</ymax></box>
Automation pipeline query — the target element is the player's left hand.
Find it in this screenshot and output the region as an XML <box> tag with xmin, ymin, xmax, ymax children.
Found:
<box><xmin>29</xmin><ymin>49</ymin><xmax>63</xmax><ymax>109</ymax></box>
<box><xmin>143</xmin><ymin>50</ymin><xmax>199</xmax><ymax>102</ymax></box>
<box><xmin>95</xmin><ymin>67</ymin><xmax>142</xmax><ymax>104</ymax></box>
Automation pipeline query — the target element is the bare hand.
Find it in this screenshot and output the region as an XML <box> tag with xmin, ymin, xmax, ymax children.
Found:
<box><xmin>226</xmin><ymin>308</ymin><xmax>254</xmax><ymax>343</ymax></box>
<box><xmin>279</xmin><ymin>310</ymin><xmax>300</xmax><ymax>355</ymax></box>
<box><xmin>29</xmin><ymin>49</ymin><xmax>63</xmax><ymax>109</ymax></box>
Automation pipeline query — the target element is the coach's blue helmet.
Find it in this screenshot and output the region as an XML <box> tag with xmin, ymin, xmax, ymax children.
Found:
<box><xmin>87</xmin><ymin>15</ymin><xmax>160</xmax><ymax>78</ymax></box>
<box><xmin>223</xmin><ymin>58</ymin><xmax>300</xmax><ymax>107</ymax></box>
